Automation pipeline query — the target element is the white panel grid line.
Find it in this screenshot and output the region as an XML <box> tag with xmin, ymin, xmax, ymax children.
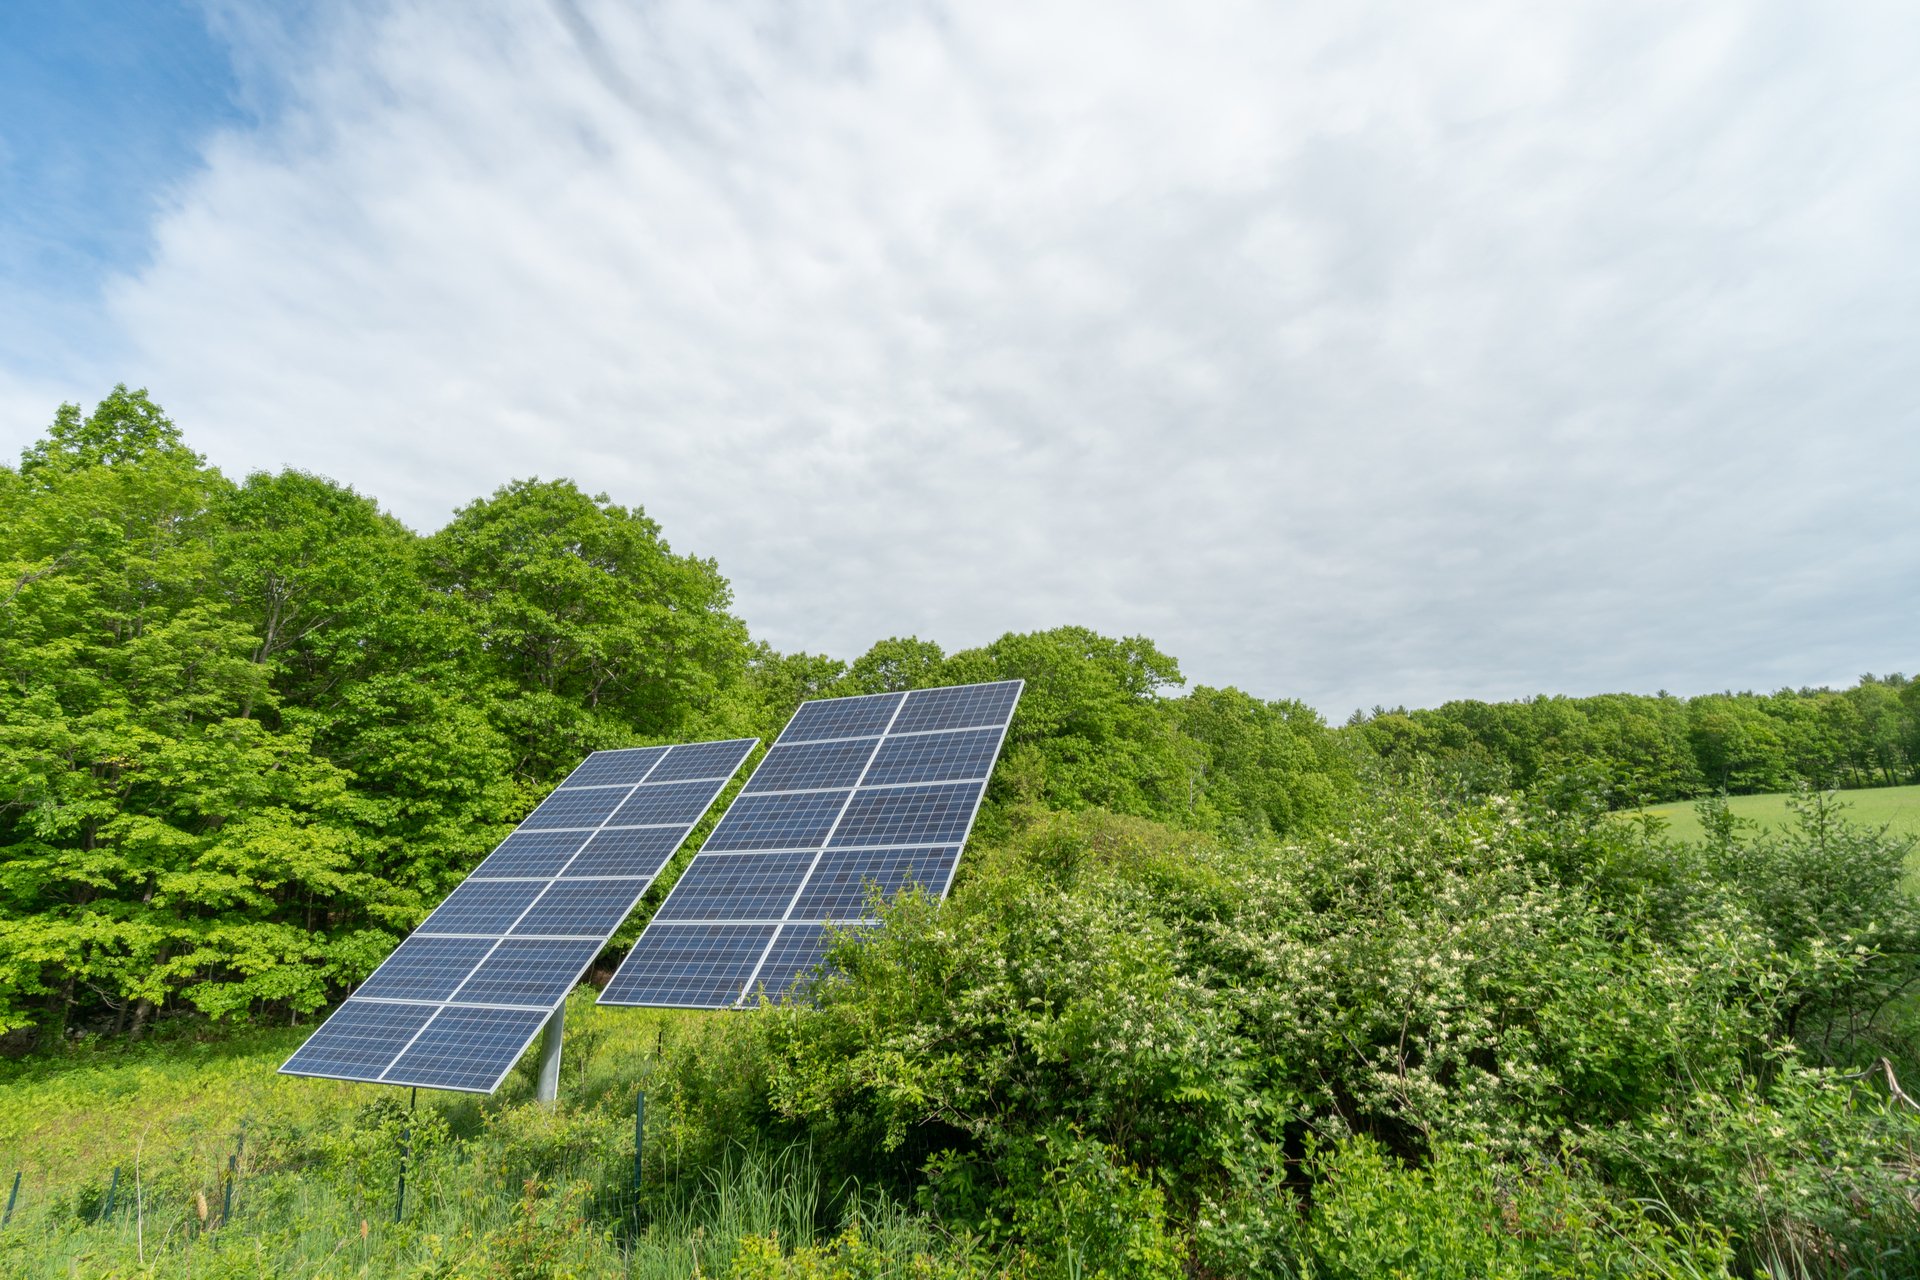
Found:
<box><xmin>604</xmin><ymin>917</ymin><xmax>882</xmax><ymax>928</ymax></box>
<box><xmin>687</xmin><ymin>841</ymin><xmax>960</xmax><ymax>859</ymax></box>
<box><xmin>366</xmin><ymin>1005</ymin><xmax>448</xmax><ymax>1086</ymax></box>
<box><xmin>743</xmin><ymin>777</ymin><xmax>989</xmax><ymax>798</ymax></box>
<box><xmin>557</xmin><ymin>775</ymin><xmax>740</xmax><ymax>792</ymax></box>
<box><xmin>459</xmin><ymin>876</ymin><xmax>657</xmax><ymax>887</ymax></box>
<box><xmin>765</xmin><ymin>725</ymin><xmax>1016</xmax><ymax>748</ymax></box>
<box><xmin>351</xmin><ymin>995</ymin><xmax>556</xmax><ymax>1013</ymax></box>
<box><xmin>484</xmin><ymin>821</ymin><xmax>727</xmax><ymax>833</ymax></box>
<box><xmin>395</xmin><ymin>931</ymin><xmax>630</xmax><ymax>942</ymax></box>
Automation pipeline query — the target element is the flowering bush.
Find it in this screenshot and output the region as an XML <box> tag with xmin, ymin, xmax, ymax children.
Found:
<box><xmin>657</xmin><ymin>788</ymin><xmax>1920</xmax><ymax>1276</ymax></box>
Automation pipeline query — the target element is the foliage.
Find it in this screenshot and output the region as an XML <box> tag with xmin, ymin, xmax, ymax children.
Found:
<box><xmin>1351</xmin><ymin>676</ymin><xmax>1920</xmax><ymax>805</ymax></box>
<box><xmin>711</xmin><ymin>792</ymin><xmax>1920</xmax><ymax>1275</ymax></box>
<box><xmin>1294</xmin><ymin>1137</ymin><xmax>1734</xmax><ymax>1279</ymax></box>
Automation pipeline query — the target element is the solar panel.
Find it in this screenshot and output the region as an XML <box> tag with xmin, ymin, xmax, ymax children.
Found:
<box><xmin>280</xmin><ymin>737</ymin><xmax>756</xmax><ymax>1092</ymax></box>
<box><xmin>599</xmin><ymin>680</ymin><xmax>1021</xmax><ymax>1010</ymax></box>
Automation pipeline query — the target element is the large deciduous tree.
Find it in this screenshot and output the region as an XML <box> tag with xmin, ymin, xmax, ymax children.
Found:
<box><xmin>425</xmin><ymin>479</ymin><xmax>750</xmax><ymax>777</ymax></box>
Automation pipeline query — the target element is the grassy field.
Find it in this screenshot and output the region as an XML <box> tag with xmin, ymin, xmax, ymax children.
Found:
<box><xmin>1636</xmin><ymin>783</ymin><xmax>1920</xmax><ymax>883</ymax></box>
<box><xmin>1637</xmin><ymin>783</ymin><xmax>1920</xmax><ymax>843</ymax></box>
<box><xmin>0</xmin><ymin>994</ymin><xmax>975</xmax><ymax>1279</ymax></box>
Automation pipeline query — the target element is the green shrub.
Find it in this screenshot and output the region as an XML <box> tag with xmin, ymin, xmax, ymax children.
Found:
<box><xmin>1302</xmin><ymin>1137</ymin><xmax>1733</xmax><ymax>1279</ymax></box>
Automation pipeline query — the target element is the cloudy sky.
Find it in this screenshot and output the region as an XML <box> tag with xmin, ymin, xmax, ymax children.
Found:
<box><xmin>2</xmin><ymin>1</ymin><xmax>1915</xmax><ymax>717</ymax></box>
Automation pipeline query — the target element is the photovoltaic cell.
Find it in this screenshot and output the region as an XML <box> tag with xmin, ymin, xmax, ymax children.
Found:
<box><xmin>609</xmin><ymin>780</ymin><xmax>735</xmax><ymax>826</ymax></box>
<box><xmin>600</xmin><ymin>681</ymin><xmax>1021</xmax><ymax>1011</ymax></box>
<box><xmin>519</xmin><ymin>786</ymin><xmax>630</xmax><ymax>831</ymax></box>
<box><xmin>743</xmin><ymin>924</ymin><xmax>833</xmax><ymax>1004</ymax></box>
<box><xmin>829</xmin><ymin>783</ymin><xmax>980</xmax><ymax>848</ymax></box>
<box><xmin>470</xmin><ymin>829</ymin><xmax>590</xmax><ymax>878</ymax></box>
<box><xmin>383</xmin><ymin>1006</ymin><xmax>551</xmax><ymax>1093</ymax></box>
<box><xmin>652</xmin><ymin>852</ymin><xmax>816</xmax><ymax>922</ymax></box>
<box><xmin>890</xmin><ymin>681</ymin><xmax>1023</xmax><ymax>734</ymax></box>
<box><xmin>354</xmin><ymin>936</ymin><xmax>500</xmax><ymax>1003</ymax></box>
<box><xmin>563</xmin><ymin>826</ymin><xmax>685</xmax><ymax>879</ymax></box>
<box><xmin>703</xmin><ymin>790</ymin><xmax>849</xmax><ymax>852</ymax></box>
<box><xmin>779</xmin><ymin>692</ymin><xmax>904</xmax><ymax>743</ymax></box>
<box><xmin>417</xmin><ymin>879</ymin><xmax>545</xmax><ymax>936</ymax></box>
<box><xmin>560</xmin><ymin>747</ymin><xmax>670</xmax><ymax>788</ymax></box>
<box><xmin>789</xmin><ymin>847</ymin><xmax>958</xmax><ymax>919</ymax></box>
<box><xmin>455</xmin><ymin>938</ymin><xmax>604</xmax><ymax>1007</ymax></box>
<box><xmin>511</xmin><ymin>879</ymin><xmax>649</xmax><ymax>938</ymax></box>
<box><xmin>280</xmin><ymin>737</ymin><xmax>756</xmax><ymax>1092</ymax></box>
<box><xmin>646</xmin><ymin>740</ymin><xmax>762</xmax><ymax>783</ymax></box>
<box><xmin>280</xmin><ymin>999</ymin><xmax>438</xmax><ymax>1083</ymax></box>
<box><xmin>597</xmin><ymin>923</ymin><xmax>777</xmax><ymax>1008</ymax></box>
<box><xmin>863</xmin><ymin>728</ymin><xmax>1003</xmax><ymax>787</ymax></box>
<box><xmin>744</xmin><ymin>739</ymin><xmax>879</xmax><ymax>793</ymax></box>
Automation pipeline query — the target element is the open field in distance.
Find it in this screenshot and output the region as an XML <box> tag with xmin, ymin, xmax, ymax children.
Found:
<box><xmin>1637</xmin><ymin>784</ymin><xmax>1920</xmax><ymax>883</ymax></box>
<box><xmin>1637</xmin><ymin>783</ymin><xmax>1920</xmax><ymax>842</ymax></box>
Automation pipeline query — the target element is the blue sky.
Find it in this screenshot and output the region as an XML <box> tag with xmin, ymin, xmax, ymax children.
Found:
<box><xmin>1</xmin><ymin>1</ymin><xmax>1915</xmax><ymax>716</ymax></box>
<box><xmin>0</xmin><ymin>3</ymin><xmax>252</xmax><ymax>378</ymax></box>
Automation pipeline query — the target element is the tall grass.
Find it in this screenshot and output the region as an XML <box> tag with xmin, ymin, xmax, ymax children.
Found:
<box><xmin>0</xmin><ymin>994</ymin><xmax>981</xmax><ymax>1278</ymax></box>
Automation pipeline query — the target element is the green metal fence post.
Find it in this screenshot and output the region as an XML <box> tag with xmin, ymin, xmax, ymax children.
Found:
<box><xmin>633</xmin><ymin>1090</ymin><xmax>645</xmax><ymax>1191</ymax></box>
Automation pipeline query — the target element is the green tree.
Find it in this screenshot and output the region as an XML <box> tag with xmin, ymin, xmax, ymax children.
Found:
<box><xmin>1688</xmin><ymin>695</ymin><xmax>1790</xmax><ymax>793</ymax></box>
<box><xmin>846</xmin><ymin>636</ymin><xmax>947</xmax><ymax>693</ymax></box>
<box><xmin>17</xmin><ymin>385</ymin><xmax>199</xmax><ymax>479</ymax></box>
<box><xmin>1845</xmin><ymin>676</ymin><xmax>1913</xmax><ymax>786</ymax></box>
<box><xmin>1174</xmin><ymin>686</ymin><xmax>1348</xmax><ymax>836</ymax></box>
<box><xmin>946</xmin><ymin>626</ymin><xmax>1186</xmax><ymax>817</ymax></box>
<box><xmin>0</xmin><ymin>398</ymin><xmax>380</xmax><ymax>1038</ymax></box>
<box><xmin>210</xmin><ymin>469</ymin><xmax>520</xmax><ymax>895</ymax></box>
<box><xmin>424</xmin><ymin>478</ymin><xmax>750</xmax><ymax>777</ymax></box>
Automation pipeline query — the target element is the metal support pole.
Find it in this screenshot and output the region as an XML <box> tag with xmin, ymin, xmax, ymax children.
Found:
<box><xmin>395</xmin><ymin>1087</ymin><xmax>415</xmax><ymax>1223</ymax></box>
<box><xmin>4</xmin><ymin>1171</ymin><xmax>18</xmax><ymax>1227</ymax></box>
<box><xmin>535</xmin><ymin>1003</ymin><xmax>565</xmax><ymax>1105</ymax></box>
<box><xmin>102</xmin><ymin>1167</ymin><xmax>118</xmax><ymax>1222</ymax></box>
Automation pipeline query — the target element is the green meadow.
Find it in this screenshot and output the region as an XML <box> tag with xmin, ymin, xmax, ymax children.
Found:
<box><xmin>0</xmin><ymin>997</ymin><xmax>967</xmax><ymax>1279</ymax></box>
<box><xmin>1638</xmin><ymin>785</ymin><xmax>1920</xmax><ymax>882</ymax></box>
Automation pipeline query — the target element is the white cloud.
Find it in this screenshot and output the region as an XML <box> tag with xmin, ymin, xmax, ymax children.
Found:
<box><xmin>13</xmin><ymin>0</ymin><xmax>1920</xmax><ymax>713</ymax></box>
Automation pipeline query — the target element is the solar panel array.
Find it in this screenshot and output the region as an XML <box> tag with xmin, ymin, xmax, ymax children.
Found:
<box><xmin>280</xmin><ymin>738</ymin><xmax>756</xmax><ymax>1092</ymax></box>
<box><xmin>598</xmin><ymin>680</ymin><xmax>1023</xmax><ymax>1009</ymax></box>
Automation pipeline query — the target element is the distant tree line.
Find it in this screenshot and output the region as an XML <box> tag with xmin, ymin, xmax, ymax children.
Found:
<box><xmin>1350</xmin><ymin>676</ymin><xmax>1919</xmax><ymax>805</ymax></box>
<box><xmin>0</xmin><ymin>387</ymin><xmax>1910</xmax><ymax>1045</ymax></box>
